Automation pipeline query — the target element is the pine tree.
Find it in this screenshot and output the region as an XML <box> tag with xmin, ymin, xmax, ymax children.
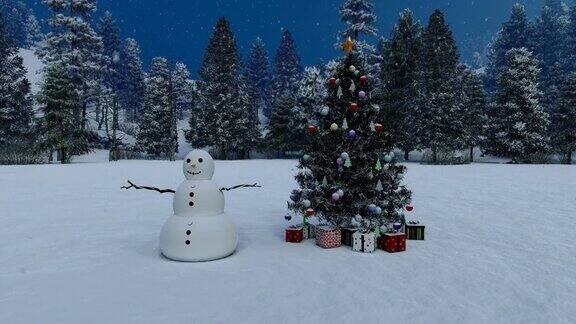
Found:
<box><xmin>189</xmin><ymin>17</ymin><xmax>257</xmax><ymax>159</ymax></box>
<box><xmin>565</xmin><ymin>5</ymin><xmax>576</xmax><ymax>74</ymax></box>
<box><xmin>136</xmin><ymin>57</ymin><xmax>178</xmax><ymax>159</ymax></box>
<box><xmin>38</xmin><ymin>0</ymin><xmax>104</xmax><ymax>131</ymax></box>
<box><xmin>24</xmin><ymin>13</ymin><xmax>41</xmax><ymax>48</ymax></box>
<box><xmin>550</xmin><ymin>73</ymin><xmax>576</xmax><ymax>164</ymax></box>
<box><xmin>172</xmin><ymin>62</ymin><xmax>192</xmax><ymax>119</ymax></box>
<box><xmin>533</xmin><ymin>4</ymin><xmax>566</xmax><ymax>111</ymax></box>
<box><xmin>486</xmin><ymin>4</ymin><xmax>532</xmax><ymax>95</ymax></box>
<box><xmin>419</xmin><ymin>10</ymin><xmax>460</xmax><ymax>163</ymax></box>
<box><xmin>0</xmin><ymin>13</ymin><xmax>32</xmax><ymax>146</ymax></box>
<box><xmin>455</xmin><ymin>65</ymin><xmax>487</xmax><ymax>162</ymax></box>
<box><xmin>289</xmin><ymin>45</ymin><xmax>411</xmax><ymax>231</ymax></box>
<box><xmin>119</xmin><ymin>38</ymin><xmax>145</xmax><ymax>122</ymax></box>
<box><xmin>381</xmin><ymin>9</ymin><xmax>422</xmax><ymax>161</ymax></box>
<box><xmin>339</xmin><ymin>0</ymin><xmax>379</xmax><ymax>79</ymax></box>
<box><xmin>0</xmin><ymin>0</ymin><xmax>31</xmax><ymax>47</ymax></box>
<box><xmin>245</xmin><ymin>37</ymin><xmax>271</xmax><ymax>123</ymax></box>
<box><xmin>38</xmin><ymin>64</ymin><xmax>89</xmax><ymax>163</ymax></box>
<box><xmin>269</xmin><ymin>30</ymin><xmax>302</xmax><ymax>118</ymax></box>
<box><xmin>297</xmin><ymin>66</ymin><xmax>327</xmax><ymax>122</ymax></box>
<box><xmin>97</xmin><ymin>11</ymin><xmax>122</xmax><ymax>93</ymax></box>
<box><xmin>266</xmin><ymin>93</ymin><xmax>298</xmax><ymax>157</ymax></box>
<box><xmin>485</xmin><ymin>48</ymin><xmax>550</xmax><ymax>163</ymax></box>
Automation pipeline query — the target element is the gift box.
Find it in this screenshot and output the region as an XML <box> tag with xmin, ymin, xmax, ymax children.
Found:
<box><xmin>341</xmin><ymin>228</ymin><xmax>358</xmax><ymax>246</ymax></box>
<box><xmin>303</xmin><ymin>224</ymin><xmax>317</xmax><ymax>239</ymax></box>
<box><xmin>285</xmin><ymin>226</ymin><xmax>304</xmax><ymax>243</ymax></box>
<box><xmin>378</xmin><ymin>232</ymin><xmax>406</xmax><ymax>253</ymax></box>
<box><xmin>316</xmin><ymin>226</ymin><xmax>341</xmax><ymax>249</ymax></box>
<box><xmin>405</xmin><ymin>222</ymin><xmax>425</xmax><ymax>240</ymax></box>
<box><xmin>352</xmin><ymin>232</ymin><xmax>376</xmax><ymax>253</ymax></box>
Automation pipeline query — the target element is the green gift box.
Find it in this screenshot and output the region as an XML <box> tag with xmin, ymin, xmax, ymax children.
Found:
<box><xmin>405</xmin><ymin>222</ymin><xmax>425</xmax><ymax>240</ymax></box>
<box><xmin>341</xmin><ymin>227</ymin><xmax>358</xmax><ymax>246</ymax></box>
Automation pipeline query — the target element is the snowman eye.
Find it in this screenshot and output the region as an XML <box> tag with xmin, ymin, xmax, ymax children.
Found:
<box><xmin>186</xmin><ymin>159</ymin><xmax>191</xmax><ymax>163</ymax></box>
<box><xmin>198</xmin><ymin>158</ymin><xmax>204</xmax><ymax>163</ymax></box>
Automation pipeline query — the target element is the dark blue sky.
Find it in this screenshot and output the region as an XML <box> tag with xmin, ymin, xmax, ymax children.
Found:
<box><xmin>28</xmin><ymin>0</ymin><xmax>548</xmax><ymax>76</ymax></box>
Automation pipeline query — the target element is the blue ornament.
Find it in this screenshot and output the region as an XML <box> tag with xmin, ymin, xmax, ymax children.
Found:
<box><xmin>393</xmin><ymin>222</ymin><xmax>402</xmax><ymax>232</ymax></box>
<box><xmin>285</xmin><ymin>215</ymin><xmax>292</xmax><ymax>221</ymax></box>
<box><xmin>347</xmin><ymin>130</ymin><xmax>357</xmax><ymax>140</ymax></box>
<box><xmin>368</xmin><ymin>204</ymin><xmax>377</xmax><ymax>213</ymax></box>
<box><xmin>290</xmin><ymin>194</ymin><xmax>298</xmax><ymax>202</ymax></box>
<box><xmin>384</xmin><ymin>154</ymin><xmax>393</xmax><ymax>163</ymax></box>
<box><xmin>375</xmin><ymin>207</ymin><xmax>382</xmax><ymax>215</ymax></box>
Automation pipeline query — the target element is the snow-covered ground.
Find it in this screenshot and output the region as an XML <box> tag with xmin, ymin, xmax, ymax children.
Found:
<box><xmin>0</xmin><ymin>160</ymin><xmax>575</xmax><ymax>323</ymax></box>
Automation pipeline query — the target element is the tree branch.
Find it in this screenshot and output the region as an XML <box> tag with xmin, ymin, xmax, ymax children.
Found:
<box><xmin>220</xmin><ymin>183</ymin><xmax>262</xmax><ymax>192</ymax></box>
<box><xmin>121</xmin><ymin>180</ymin><xmax>175</xmax><ymax>194</ymax></box>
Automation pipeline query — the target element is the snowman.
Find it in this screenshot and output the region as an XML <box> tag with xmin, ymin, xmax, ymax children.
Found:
<box><xmin>123</xmin><ymin>149</ymin><xmax>260</xmax><ymax>262</ymax></box>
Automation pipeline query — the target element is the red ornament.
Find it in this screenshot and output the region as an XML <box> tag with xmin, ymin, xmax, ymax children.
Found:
<box><xmin>406</xmin><ymin>205</ymin><xmax>414</xmax><ymax>212</ymax></box>
<box><xmin>305</xmin><ymin>208</ymin><xmax>315</xmax><ymax>217</ymax></box>
<box><xmin>374</xmin><ymin>123</ymin><xmax>384</xmax><ymax>133</ymax></box>
<box><xmin>307</xmin><ymin>125</ymin><xmax>317</xmax><ymax>135</ymax></box>
<box><xmin>328</xmin><ymin>77</ymin><xmax>337</xmax><ymax>87</ymax></box>
<box><xmin>349</xmin><ymin>103</ymin><xmax>358</xmax><ymax>112</ymax></box>
<box><xmin>360</xmin><ymin>75</ymin><xmax>368</xmax><ymax>85</ymax></box>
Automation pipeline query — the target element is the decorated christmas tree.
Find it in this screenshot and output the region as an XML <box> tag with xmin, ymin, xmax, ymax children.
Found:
<box><xmin>288</xmin><ymin>38</ymin><xmax>412</xmax><ymax>233</ymax></box>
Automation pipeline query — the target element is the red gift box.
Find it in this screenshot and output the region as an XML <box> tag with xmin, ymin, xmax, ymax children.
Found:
<box><xmin>285</xmin><ymin>227</ymin><xmax>304</xmax><ymax>243</ymax></box>
<box><xmin>316</xmin><ymin>226</ymin><xmax>341</xmax><ymax>249</ymax></box>
<box><xmin>378</xmin><ymin>233</ymin><xmax>406</xmax><ymax>253</ymax></box>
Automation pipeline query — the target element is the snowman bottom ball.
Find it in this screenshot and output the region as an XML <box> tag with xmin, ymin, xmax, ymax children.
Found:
<box><xmin>160</xmin><ymin>213</ymin><xmax>238</xmax><ymax>262</ymax></box>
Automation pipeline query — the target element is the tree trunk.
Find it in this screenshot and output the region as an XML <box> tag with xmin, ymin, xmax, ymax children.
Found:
<box><xmin>60</xmin><ymin>149</ymin><xmax>68</xmax><ymax>164</ymax></box>
<box><xmin>432</xmin><ymin>148</ymin><xmax>437</xmax><ymax>164</ymax></box>
<box><xmin>564</xmin><ymin>150</ymin><xmax>573</xmax><ymax>165</ymax></box>
<box><xmin>404</xmin><ymin>150</ymin><xmax>410</xmax><ymax>161</ymax></box>
<box><xmin>470</xmin><ymin>147</ymin><xmax>474</xmax><ymax>163</ymax></box>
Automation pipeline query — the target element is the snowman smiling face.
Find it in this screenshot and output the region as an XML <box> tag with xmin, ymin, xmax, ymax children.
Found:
<box><xmin>183</xmin><ymin>150</ymin><xmax>215</xmax><ymax>180</ymax></box>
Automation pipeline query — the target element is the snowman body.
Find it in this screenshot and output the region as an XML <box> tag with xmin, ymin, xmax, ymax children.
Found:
<box><xmin>159</xmin><ymin>150</ymin><xmax>237</xmax><ymax>262</ymax></box>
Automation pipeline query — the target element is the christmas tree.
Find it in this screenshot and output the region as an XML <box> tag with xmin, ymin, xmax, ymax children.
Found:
<box><xmin>288</xmin><ymin>38</ymin><xmax>411</xmax><ymax>233</ymax></box>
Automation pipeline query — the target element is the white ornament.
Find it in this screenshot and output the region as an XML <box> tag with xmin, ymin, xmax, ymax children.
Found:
<box><xmin>349</xmin><ymin>81</ymin><xmax>356</xmax><ymax>92</ymax></box>
<box><xmin>160</xmin><ymin>150</ymin><xmax>237</xmax><ymax>262</ymax></box>
<box><xmin>302</xmin><ymin>199</ymin><xmax>311</xmax><ymax>208</ymax></box>
<box><xmin>342</xmin><ymin>118</ymin><xmax>349</xmax><ymax>130</ymax></box>
<box><xmin>369</xmin><ymin>121</ymin><xmax>376</xmax><ymax>132</ymax></box>
<box><xmin>320</xmin><ymin>106</ymin><xmax>330</xmax><ymax>116</ymax></box>
<box><xmin>375</xmin><ymin>180</ymin><xmax>383</xmax><ymax>191</ymax></box>
<box><xmin>322</xmin><ymin>177</ymin><xmax>328</xmax><ymax>186</ymax></box>
<box><xmin>337</xmin><ymin>86</ymin><xmax>343</xmax><ymax>98</ymax></box>
<box><xmin>336</xmin><ymin>189</ymin><xmax>344</xmax><ymax>197</ymax></box>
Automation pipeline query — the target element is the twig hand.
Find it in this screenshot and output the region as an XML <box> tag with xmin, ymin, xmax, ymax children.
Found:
<box><xmin>220</xmin><ymin>183</ymin><xmax>262</xmax><ymax>192</ymax></box>
<box><xmin>121</xmin><ymin>180</ymin><xmax>176</xmax><ymax>194</ymax></box>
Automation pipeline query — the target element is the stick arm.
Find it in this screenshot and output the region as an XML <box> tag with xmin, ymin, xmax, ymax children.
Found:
<box><xmin>121</xmin><ymin>180</ymin><xmax>176</xmax><ymax>194</ymax></box>
<box><xmin>220</xmin><ymin>183</ymin><xmax>262</xmax><ymax>192</ymax></box>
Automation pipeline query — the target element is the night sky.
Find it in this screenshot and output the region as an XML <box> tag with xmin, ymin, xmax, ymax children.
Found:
<box><xmin>27</xmin><ymin>0</ymin><xmax>547</xmax><ymax>76</ymax></box>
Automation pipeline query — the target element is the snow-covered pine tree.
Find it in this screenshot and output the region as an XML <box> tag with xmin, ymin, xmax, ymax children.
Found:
<box><xmin>381</xmin><ymin>9</ymin><xmax>422</xmax><ymax>161</ymax></box>
<box><xmin>231</xmin><ymin>77</ymin><xmax>261</xmax><ymax>159</ymax></box>
<box><xmin>486</xmin><ymin>4</ymin><xmax>532</xmax><ymax>95</ymax></box>
<box><xmin>485</xmin><ymin>48</ymin><xmax>550</xmax><ymax>163</ymax></box>
<box><xmin>24</xmin><ymin>13</ymin><xmax>41</xmax><ymax>48</ymax></box>
<box><xmin>172</xmin><ymin>62</ymin><xmax>192</xmax><ymax>119</ymax></box>
<box><xmin>297</xmin><ymin>66</ymin><xmax>327</xmax><ymax>123</ymax></box>
<box><xmin>338</xmin><ymin>0</ymin><xmax>380</xmax><ymax>80</ymax></box>
<box><xmin>533</xmin><ymin>4</ymin><xmax>566</xmax><ymax>112</ymax></box>
<box><xmin>269</xmin><ymin>30</ymin><xmax>302</xmax><ymax>118</ymax></box>
<box><xmin>0</xmin><ymin>0</ymin><xmax>33</xmax><ymax>48</ymax></box>
<box><xmin>288</xmin><ymin>41</ymin><xmax>411</xmax><ymax>232</ymax></box>
<box><xmin>245</xmin><ymin>37</ymin><xmax>272</xmax><ymax>123</ymax></box>
<box><xmin>38</xmin><ymin>0</ymin><xmax>104</xmax><ymax>131</ymax></box>
<box><xmin>565</xmin><ymin>5</ymin><xmax>576</xmax><ymax>74</ymax></box>
<box><xmin>189</xmin><ymin>17</ymin><xmax>257</xmax><ymax>159</ymax></box>
<box><xmin>37</xmin><ymin>64</ymin><xmax>89</xmax><ymax>163</ymax></box>
<box><xmin>0</xmin><ymin>13</ymin><xmax>32</xmax><ymax>146</ymax></box>
<box><xmin>419</xmin><ymin>10</ymin><xmax>460</xmax><ymax>163</ymax></box>
<box><xmin>136</xmin><ymin>57</ymin><xmax>178</xmax><ymax>159</ymax></box>
<box><xmin>97</xmin><ymin>11</ymin><xmax>122</xmax><ymax>94</ymax></box>
<box><xmin>266</xmin><ymin>93</ymin><xmax>298</xmax><ymax>157</ymax></box>
<box><xmin>119</xmin><ymin>38</ymin><xmax>145</xmax><ymax>122</ymax></box>
<box><xmin>455</xmin><ymin>65</ymin><xmax>487</xmax><ymax>162</ymax></box>
<box><xmin>550</xmin><ymin>73</ymin><xmax>576</xmax><ymax>164</ymax></box>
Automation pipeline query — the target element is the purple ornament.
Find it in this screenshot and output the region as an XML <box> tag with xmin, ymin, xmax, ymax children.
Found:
<box><xmin>358</xmin><ymin>91</ymin><xmax>366</xmax><ymax>99</ymax></box>
<box><xmin>331</xmin><ymin>193</ymin><xmax>340</xmax><ymax>202</ymax></box>
<box><xmin>347</xmin><ymin>130</ymin><xmax>357</xmax><ymax>140</ymax></box>
<box><xmin>336</xmin><ymin>158</ymin><xmax>344</xmax><ymax>166</ymax></box>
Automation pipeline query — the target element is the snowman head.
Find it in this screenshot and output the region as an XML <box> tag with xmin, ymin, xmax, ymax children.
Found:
<box><xmin>183</xmin><ymin>150</ymin><xmax>214</xmax><ymax>180</ymax></box>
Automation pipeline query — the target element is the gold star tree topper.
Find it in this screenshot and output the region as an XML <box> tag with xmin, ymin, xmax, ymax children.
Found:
<box><xmin>342</xmin><ymin>37</ymin><xmax>354</xmax><ymax>54</ymax></box>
